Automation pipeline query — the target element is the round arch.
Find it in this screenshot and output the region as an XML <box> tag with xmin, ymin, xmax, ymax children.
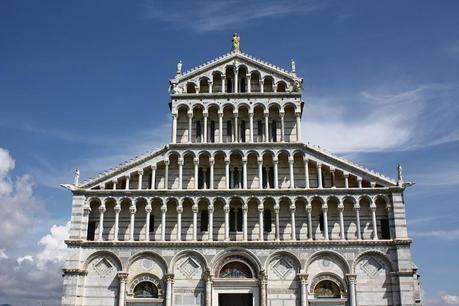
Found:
<box><xmin>127</xmin><ymin>251</ymin><xmax>168</xmax><ymax>273</ymax></box>
<box><xmin>169</xmin><ymin>249</ymin><xmax>209</xmax><ymax>274</ymax></box>
<box><xmin>84</xmin><ymin>250</ymin><xmax>122</xmax><ymax>271</ymax></box>
<box><xmin>352</xmin><ymin>250</ymin><xmax>395</xmax><ymax>273</ymax></box>
<box><xmin>211</xmin><ymin>247</ymin><xmax>262</xmax><ymax>276</ymax></box>
<box><xmin>306</xmin><ymin>250</ymin><xmax>351</xmax><ymax>275</ymax></box>
<box><xmin>265</xmin><ymin>251</ymin><xmax>302</xmax><ymax>272</ymax></box>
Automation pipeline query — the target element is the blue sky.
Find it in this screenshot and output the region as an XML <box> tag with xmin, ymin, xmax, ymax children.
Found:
<box><xmin>0</xmin><ymin>1</ymin><xmax>458</xmax><ymax>305</ymax></box>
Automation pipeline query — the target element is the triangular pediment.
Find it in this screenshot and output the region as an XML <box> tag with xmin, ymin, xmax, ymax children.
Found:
<box><xmin>74</xmin><ymin>143</ymin><xmax>397</xmax><ymax>191</ymax></box>
<box><xmin>170</xmin><ymin>51</ymin><xmax>302</xmax><ymax>93</ymax></box>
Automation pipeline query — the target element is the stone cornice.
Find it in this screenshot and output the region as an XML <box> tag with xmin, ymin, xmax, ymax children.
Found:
<box><xmin>73</xmin><ymin>187</ymin><xmax>392</xmax><ymax>197</ymax></box>
<box><xmin>171</xmin><ymin>92</ymin><xmax>302</xmax><ymax>100</ymax></box>
<box><xmin>65</xmin><ymin>238</ymin><xmax>411</xmax><ymax>248</ymax></box>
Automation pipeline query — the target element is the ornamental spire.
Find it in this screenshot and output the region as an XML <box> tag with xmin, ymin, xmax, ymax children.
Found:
<box><xmin>397</xmin><ymin>162</ymin><xmax>404</xmax><ymax>186</ymax></box>
<box><xmin>232</xmin><ymin>33</ymin><xmax>240</xmax><ymax>53</ymax></box>
<box><xmin>73</xmin><ymin>168</ymin><xmax>80</xmax><ymax>187</ymax></box>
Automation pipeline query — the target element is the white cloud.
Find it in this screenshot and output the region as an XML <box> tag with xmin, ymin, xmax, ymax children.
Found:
<box><xmin>442</xmin><ymin>293</ymin><xmax>459</xmax><ymax>305</ymax></box>
<box><xmin>424</xmin><ymin>291</ymin><xmax>459</xmax><ymax>306</ymax></box>
<box><xmin>0</xmin><ymin>148</ymin><xmax>39</xmax><ymax>250</ymax></box>
<box><xmin>0</xmin><ymin>222</ymin><xmax>69</xmax><ymax>306</ymax></box>
<box><xmin>144</xmin><ymin>0</ymin><xmax>324</xmax><ymax>32</ymax></box>
<box><xmin>302</xmin><ymin>84</ymin><xmax>459</xmax><ymax>153</ymax></box>
<box><xmin>411</xmin><ymin>229</ymin><xmax>459</xmax><ymax>241</ymax></box>
<box><xmin>0</xmin><ymin>249</ymin><xmax>8</xmax><ymax>259</ymax></box>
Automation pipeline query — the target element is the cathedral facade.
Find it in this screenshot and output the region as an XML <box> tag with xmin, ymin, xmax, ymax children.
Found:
<box><xmin>61</xmin><ymin>35</ymin><xmax>422</xmax><ymax>306</ymax></box>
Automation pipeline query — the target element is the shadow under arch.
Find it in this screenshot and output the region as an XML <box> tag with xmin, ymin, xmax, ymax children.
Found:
<box><xmin>211</xmin><ymin>247</ymin><xmax>262</xmax><ymax>276</ymax></box>
<box><xmin>127</xmin><ymin>251</ymin><xmax>168</xmax><ymax>274</ymax></box>
<box><xmin>305</xmin><ymin>250</ymin><xmax>351</xmax><ymax>275</ymax></box>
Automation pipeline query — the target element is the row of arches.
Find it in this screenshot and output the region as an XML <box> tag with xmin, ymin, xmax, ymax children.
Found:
<box><xmin>85</xmin><ymin>194</ymin><xmax>392</xmax><ymax>242</ymax></box>
<box><xmin>183</xmin><ymin>67</ymin><xmax>292</xmax><ymax>94</ymax></box>
<box><xmin>172</xmin><ymin>102</ymin><xmax>301</xmax><ymax>144</ymax></box>
<box><xmin>77</xmin><ymin>248</ymin><xmax>397</xmax><ymax>306</ymax></box>
<box><xmin>96</xmin><ymin>149</ymin><xmax>381</xmax><ymax>191</ymax></box>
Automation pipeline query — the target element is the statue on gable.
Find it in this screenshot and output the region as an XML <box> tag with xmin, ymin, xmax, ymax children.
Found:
<box><xmin>397</xmin><ymin>163</ymin><xmax>404</xmax><ymax>186</ymax></box>
<box><xmin>74</xmin><ymin>168</ymin><xmax>80</xmax><ymax>187</ymax></box>
<box><xmin>232</xmin><ymin>33</ymin><xmax>240</xmax><ymax>52</ymax></box>
<box><xmin>291</xmin><ymin>59</ymin><xmax>297</xmax><ymax>75</ymax></box>
<box><xmin>176</xmin><ymin>60</ymin><xmax>183</xmax><ymax>77</ymax></box>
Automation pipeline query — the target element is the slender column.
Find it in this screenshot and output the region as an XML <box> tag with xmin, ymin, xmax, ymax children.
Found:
<box><xmin>280</xmin><ymin>111</ymin><xmax>285</xmax><ymax>142</ymax></box>
<box><xmin>208</xmin><ymin>81</ymin><xmax>213</xmax><ymax>94</ymax></box>
<box><xmin>161</xmin><ymin>203</ymin><xmax>167</xmax><ymax>241</ymax></box>
<box><xmin>112</xmin><ymin>180</ymin><xmax>117</xmax><ymax>190</ymax></box>
<box><xmin>274</xmin><ymin>202</ymin><xmax>280</xmax><ymax>241</ymax></box>
<box><xmin>354</xmin><ymin>203</ymin><xmax>362</xmax><ymax>240</ymax></box>
<box><xmin>258</xmin><ymin>202</ymin><xmax>264</xmax><ymax>241</ymax></box>
<box><xmin>194</xmin><ymin>157</ymin><xmax>199</xmax><ymax>190</ymax></box>
<box><xmin>370</xmin><ymin>200</ymin><xmax>379</xmax><ymax>240</ymax></box>
<box><xmin>347</xmin><ymin>274</ymin><xmax>357</xmax><ymax>306</ymax></box>
<box><xmin>129</xmin><ymin>203</ymin><xmax>136</xmax><ymax>241</ymax></box>
<box><xmin>125</xmin><ymin>175</ymin><xmax>130</xmax><ymax>190</ymax></box>
<box><xmin>178</xmin><ymin>158</ymin><xmax>184</xmax><ymax>190</ymax></box>
<box><xmin>209</xmin><ymin>157</ymin><xmax>215</xmax><ymax>189</ymax></box>
<box><xmin>371</xmin><ymin>181</ymin><xmax>376</xmax><ymax>188</ymax></box>
<box><xmin>98</xmin><ymin>202</ymin><xmax>106</xmax><ymax>241</ymax></box>
<box><xmin>117</xmin><ymin>272</ymin><xmax>129</xmax><ymax>306</ymax></box>
<box><xmin>289</xmin><ymin>157</ymin><xmax>295</xmax><ymax>188</ymax></box>
<box><xmin>225</xmin><ymin>157</ymin><xmax>230</xmax><ymax>189</ymax></box>
<box><xmin>176</xmin><ymin>202</ymin><xmax>183</xmax><ymax>241</ymax></box>
<box><xmin>273</xmin><ymin>157</ymin><xmax>279</xmax><ymax>189</ymax></box>
<box><xmin>242</xmin><ymin>203</ymin><xmax>248</xmax><ymax>241</ymax></box>
<box><xmin>224</xmin><ymin>203</ymin><xmax>230</xmax><ymax>241</ymax></box>
<box><xmin>192</xmin><ymin>203</ymin><xmax>198</xmax><ymax>241</ymax></box>
<box><xmin>322</xmin><ymin>202</ymin><xmax>329</xmax><ymax>240</ymax></box>
<box><xmin>264</xmin><ymin>112</ymin><xmax>269</xmax><ymax>142</ymax></box>
<box><xmin>344</xmin><ymin>172</ymin><xmax>349</xmax><ymax>188</ymax></box>
<box><xmin>306</xmin><ymin>204</ymin><xmax>313</xmax><ymax>240</ymax></box>
<box><xmin>298</xmin><ymin>273</ymin><xmax>309</xmax><ymax>306</ymax></box>
<box><xmin>137</xmin><ymin>170</ymin><xmax>143</xmax><ymax>190</ymax></box>
<box><xmin>221</xmin><ymin>74</ymin><xmax>226</xmax><ymax>93</ymax></box>
<box><xmin>208</xmin><ymin>203</ymin><xmax>214</xmax><ymax>241</ymax></box>
<box><xmin>290</xmin><ymin>203</ymin><xmax>296</xmax><ymax>240</ymax></box>
<box><xmin>205</xmin><ymin>271</ymin><xmax>213</xmax><ymax>306</ymax></box>
<box><xmin>330</xmin><ymin>168</ymin><xmax>336</xmax><ymax>188</ymax></box>
<box><xmin>260</xmin><ymin>80</ymin><xmax>264</xmax><ymax>93</ymax></box>
<box><xmin>172</xmin><ymin>113</ymin><xmax>177</xmax><ymax>143</ymax></box>
<box><xmin>296</xmin><ymin>112</ymin><xmax>302</xmax><ymax>142</ymax></box>
<box><xmin>165</xmin><ymin>274</ymin><xmax>174</xmax><ymax>306</ymax></box>
<box><xmin>258</xmin><ymin>157</ymin><xmax>263</xmax><ymax>189</ymax></box>
<box><xmin>164</xmin><ymin>160</ymin><xmax>169</xmax><ymax>190</ymax></box>
<box><xmin>234</xmin><ymin>67</ymin><xmax>238</xmax><ymax>93</ymax></box>
<box><xmin>218</xmin><ymin>112</ymin><xmax>223</xmax><ymax>143</ymax></box>
<box><xmin>338</xmin><ymin>201</ymin><xmax>345</xmax><ymax>240</ymax></box>
<box><xmin>203</xmin><ymin>112</ymin><xmax>208</xmax><ymax>143</ymax></box>
<box><xmin>249</xmin><ymin>112</ymin><xmax>254</xmax><ymax>142</ymax></box>
<box><xmin>247</xmin><ymin>74</ymin><xmax>251</xmax><ymax>92</ymax></box>
<box><xmin>188</xmin><ymin>112</ymin><xmax>193</xmax><ymax>143</ymax></box>
<box><xmin>145</xmin><ymin>203</ymin><xmax>152</xmax><ymax>241</ymax></box>
<box><xmin>151</xmin><ymin>165</ymin><xmax>156</xmax><ymax>190</ymax></box>
<box><xmin>233</xmin><ymin>112</ymin><xmax>238</xmax><ymax>142</ymax></box>
<box><xmin>114</xmin><ymin>201</ymin><xmax>121</xmax><ymax>241</ymax></box>
<box><xmin>304</xmin><ymin>158</ymin><xmax>309</xmax><ymax>188</ymax></box>
<box><xmin>259</xmin><ymin>271</ymin><xmax>267</xmax><ymax>306</ymax></box>
<box><xmin>357</xmin><ymin>176</ymin><xmax>363</xmax><ymax>188</ymax></box>
<box><xmin>317</xmin><ymin>163</ymin><xmax>323</xmax><ymax>189</ymax></box>
<box><xmin>242</xmin><ymin>157</ymin><xmax>247</xmax><ymax>189</ymax></box>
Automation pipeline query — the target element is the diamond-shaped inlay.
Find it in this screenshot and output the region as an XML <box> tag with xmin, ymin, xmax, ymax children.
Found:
<box><xmin>94</xmin><ymin>258</ymin><xmax>113</xmax><ymax>278</ymax></box>
<box><xmin>179</xmin><ymin>257</ymin><xmax>199</xmax><ymax>279</ymax></box>
<box><xmin>362</xmin><ymin>257</ymin><xmax>383</xmax><ymax>278</ymax></box>
<box><xmin>273</xmin><ymin>258</ymin><xmax>293</xmax><ymax>279</ymax></box>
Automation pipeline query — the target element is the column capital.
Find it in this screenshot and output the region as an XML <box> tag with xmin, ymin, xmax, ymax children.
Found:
<box><xmin>306</xmin><ymin>204</ymin><xmax>312</xmax><ymax>212</ymax></box>
<box><xmin>117</xmin><ymin>272</ymin><xmax>129</xmax><ymax>282</ymax></box>
<box><xmin>203</xmin><ymin>111</ymin><xmax>208</xmax><ymax>118</ymax></box>
<box><xmin>151</xmin><ymin>164</ymin><xmax>157</xmax><ymax>171</ymax></box>
<box><xmin>204</xmin><ymin>269</ymin><xmax>213</xmax><ymax>282</ymax></box>
<box><xmin>137</xmin><ymin>170</ymin><xmax>144</xmax><ymax>176</ymax></box>
<box><xmin>346</xmin><ymin>273</ymin><xmax>357</xmax><ymax>282</ymax></box>
<box><xmin>249</xmin><ymin>111</ymin><xmax>254</xmax><ymax>117</ymax></box>
<box><xmin>192</xmin><ymin>203</ymin><xmax>199</xmax><ymax>213</ymax></box>
<box><xmin>370</xmin><ymin>203</ymin><xmax>377</xmax><ymax>211</ymax></box>
<box><xmin>114</xmin><ymin>203</ymin><xmax>121</xmax><ymax>213</ymax></box>
<box><xmin>258</xmin><ymin>269</ymin><xmax>268</xmax><ymax>284</ymax></box>
<box><xmin>257</xmin><ymin>203</ymin><xmax>264</xmax><ymax>212</ymax></box>
<box><xmin>279</xmin><ymin>111</ymin><xmax>285</xmax><ymax>117</ymax></box>
<box><xmin>193</xmin><ymin>157</ymin><xmax>199</xmax><ymax>165</ymax></box>
<box><xmin>289</xmin><ymin>203</ymin><xmax>296</xmax><ymax>212</ymax></box>
<box><xmin>274</xmin><ymin>204</ymin><xmax>280</xmax><ymax>213</ymax></box>
<box><xmin>356</xmin><ymin>176</ymin><xmax>362</xmax><ymax>182</ymax></box>
<box><xmin>171</xmin><ymin>113</ymin><xmax>178</xmax><ymax>119</ymax></box>
<box><xmin>161</xmin><ymin>203</ymin><xmax>167</xmax><ymax>213</ymax></box>
<box><xmin>329</xmin><ymin>166</ymin><xmax>335</xmax><ymax>173</ymax></box>
<box><xmin>353</xmin><ymin>203</ymin><xmax>360</xmax><ymax>211</ymax></box>
<box><xmin>223</xmin><ymin>203</ymin><xmax>230</xmax><ymax>213</ymax></box>
<box><xmin>295</xmin><ymin>111</ymin><xmax>301</xmax><ymax>117</ymax></box>
<box><xmin>370</xmin><ymin>181</ymin><xmax>376</xmax><ymax>188</ymax></box>
<box><xmin>165</xmin><ymin>273</ymin><xmax>175</xmax><ymax>282</ymax></box>
<box><xmin>297</xmin><ymin>272</ymin><xmax>309</xmax><ymax>283</ymax></box>
<box><xmin>129</xmin><ymin>204</ymin><xmax>137</xmax><ymax>214</ymax></box>
<box><xmin>316</xmin><ymin>162</ymin><xmax>322</xmax><ymax>168</ymax></box>
<box><xmin>273</xmin><ymin>157</ymin><xmax>278</xmax><ymax>164</ymax></box>
<box><xmin>145</xmin><ymin>204</ymin><xmax>152</xmax><ymax>213</ymax></box>
<box><xmin>257</xmin><ymin>157</ymin><xmax>263</xmax><ymax>164</ymax></box>
<box><xmin>187</xmin><ymin>111</ymin><xmax>193</xmax><ymax>118</ymax></box>
<box><xmin>321</xmin><ymin>203</ymin><xmax>328</xmax><ymax>212</ymax></box>
<box><xmin>242</xmin><ymin>157</ymin><xmax>247</xmax><ymax>163</ymax></box>
<box><xmin>164</xmin><ymin>159</ymin><xmax>170</xmax><ymax>166</ymax></box>
<box><xmin>218</xmin><ymin>112</ymin><xmax>223</xmax><ymax>118</ymax></box>
<box><xmin>338</xmin><ymin>203</ymin><xmax>344</xmax><ymax>211</ymax></box>
<box><xmin>233</xmin><ymin>111</ymin><xmax>239</xmax><ymax>117</ymax></box>
<box><xmin>178</xmin><ymin>157</ymin><xmax>184</xmax><ymax>165</ymax></box>
<box><xmin>208</xmin><ymin>203</ymin><xmax>214</xmax><ymax>213</ymax></box>
<box><xmin>242</xmin><ymin>203</ymin><xmax>248</xmax><ymax>212</ymax></box>
<box><xmin>224</xmin><ymin>157</ymin><xmax>230</xmax><ymax>164</ymax></box>
<box><xmin>209</xmin><ymin>157</ymin><xmax>215</xmax><ymax>165</ymax></box>
<box><xmin>264</xmin><ymin>111</ymin><xmax>269</xmax><ymax>117</ymax></box>
<box><xmin>288</xmin><ymin>156</ymin><xmax>294</xmax><ymax>164</ymax></box>
<box><xmin>176</xmin><ymin>204</ymin><xmax>183</xmax><ymax>214</ymax></box>
<box><xmin>343</xmin><ymin>172</ymin><xmax>349</xmax><ymax>177</ymax></box>
<box><xmin>99</xmin><ymin>203</ymin><xmax>106</xmax><ymax>213</ymax></box>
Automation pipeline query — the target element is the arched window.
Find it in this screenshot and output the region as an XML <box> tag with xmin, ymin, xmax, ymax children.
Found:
<box><xmin>271</xmin><ymin>120</ymin><xmax>277</xmax><ymax>142</ymax></box>
<box><xmin>219</xmin><ymin>261</ymin><xmax>253</xmax><ymax>278</ymax></box>
<box><xmin>186</xmin><ymin>83</ymin><xmax>196</xmax><ymax>94</ymax></box>
<box><xmin>277</xmin><ymin>81</ymin><xmax>287</xmax><ymax>92</ymax></box>
<box><xmin>196</xmin><ymin>121</ymin><xmax>202</xmax><ymax>143</ymax></box>
<box><xmin>263</xmin><ymin>77</ymin><xmax>274</xmax><ymax>92</ymax></box>
<box><xmin>241</xmin><ymin>120</ymin><xmax>246</xmax><ymax>142</ymax></box>
<box><xmin>314</xmin><ymin>280</ymin><xmax>340</xmax><ymax>298</ymax></box>
<box><xmin>263</xmin><ymin>209</ymin><xmax>272</xmax><ymax>232</ymax></box>
<box><xmin>240</xmin><ymin>78</ymin><xmax>246</xmax><ymax>92</ymax></box>
<box><xmin>134</xmin><ymin>281</ymin><xmax>159</xmax><ymax>298</ymax></box>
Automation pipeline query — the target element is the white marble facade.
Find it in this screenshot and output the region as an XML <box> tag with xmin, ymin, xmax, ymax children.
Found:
<box><xmin>61</xmin><ymin>35</ymin><xmax>422</xmax><ymax>306</ymax></box>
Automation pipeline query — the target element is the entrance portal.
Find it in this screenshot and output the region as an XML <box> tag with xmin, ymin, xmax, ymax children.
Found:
<box><xmin>218</xmin><ymin>293</ymin><xmax>253</xmax><ymax>306</ymax></box>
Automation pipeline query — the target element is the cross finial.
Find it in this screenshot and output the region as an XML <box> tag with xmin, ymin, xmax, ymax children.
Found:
<box><xmin>232</xmin><ymin>33</ymin><xmax>240</xmax><ymax>52</ymax></box>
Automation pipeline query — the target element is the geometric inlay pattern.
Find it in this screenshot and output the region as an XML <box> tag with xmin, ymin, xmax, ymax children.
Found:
<box><xmin>93</xmin><ymin>258</ymin><xmax>114</xmax><ymax>278</ymax></box>
<box><xmin>142</xmin><ymin>258</ymin><xmax>154</xmax><ymax>270</ymax></box>
<box><xmin>272</xmin><ymin>258</ymin><xmax>293</xmax><ymax>279</ymax></box>
<box><xmin>178</xmin><ymin>257</ymin><xmax>200</xmax><ymax>279</ymax></box>
<box><xmin>361</xmin><ymin>256</ymin><xmax>383</xmax><ymax>279</ymax></box>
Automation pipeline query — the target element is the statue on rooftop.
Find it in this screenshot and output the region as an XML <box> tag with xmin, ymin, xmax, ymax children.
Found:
<box><xmin>232</xmin><ymin>33</ymin><xmax>240</xmax><ymax>52</ymax></box>
<box><xmin>74</xmin><ymin>168</ymin><xmax>80</xmax><ymax>187</ymax></box>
